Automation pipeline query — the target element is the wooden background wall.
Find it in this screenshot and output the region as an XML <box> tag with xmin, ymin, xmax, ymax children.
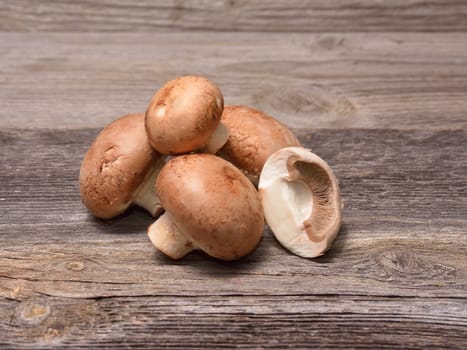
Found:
<box><xmin>1</xmin><ymin>0</ymin><xmax>467</xmax><ymax>32</ymax></box>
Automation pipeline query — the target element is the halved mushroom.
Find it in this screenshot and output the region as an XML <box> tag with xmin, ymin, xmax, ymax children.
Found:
<box><xmin>258</xmin><ymin>147</ymin><xmax>342</xmax><ymax>258</ymax></box>
<box><xmin>218</xmin><ymin>105</ymin><xmax>301</xmax><ymax>185</ymax></box>
<box><xmin>145</xmin><ymin>75</ymin><xmax>229</xmax><ymax>155</ymax></box>
<box><xmin>148</xmin><ymin>153</ymin><xmax>264</xmax><ymax>261</ymax></box>
<box><xmin>79</xmin><ymin>113</ymin><xmax>166</xmax><ymax>219</ymax></box>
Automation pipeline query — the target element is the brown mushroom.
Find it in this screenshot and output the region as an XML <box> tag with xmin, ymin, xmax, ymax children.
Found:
<box><xmin>258</xmin><ymin>147</ymin><xmax>342</xmax><ymax>258</ymax></box>
<box><xmin>145</xmin><ymin>75</ymin><xmax>229</xmax><ymax>155</ymax></box>
<box><xmin>79</xmin><ymin>113</ymin><xmax>165</xmax><ymax>219</ymax></box>
<box><xmin>148</xmin><ymin>153</ymin><xmax>264</xmax><ymax>261</ymax></box>
<box><xmin>219</xmin><ymin>105</ymin><xmax>301</xmax><ymax>185</ymax></box>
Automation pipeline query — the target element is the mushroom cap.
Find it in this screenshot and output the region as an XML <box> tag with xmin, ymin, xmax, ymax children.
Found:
<box><xmin>79</xmin><ymin>113</ymin><xmax>161</xmax><ymax>219</ymax></box>
<box><xmin>219</xmin><ymin>105</ymin><xmax>301</xmax><ymax>184</ymax></box>
<box><xmin>156</xmin><ymin>153</ymin><xmax>264</xmax><ymax>260</ymax></box>
<box><xmin>145</xmin><ymin>75</ymin><xmax>224</xmax><ymax>154</ymax></box>
<box><xmin>258</xmin><ymin>147</ymin><xmax>342</xmax><ymax>258</ymax></box>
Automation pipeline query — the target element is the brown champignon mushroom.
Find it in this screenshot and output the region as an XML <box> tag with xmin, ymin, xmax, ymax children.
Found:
<box><xmin>258</xmin><ymin>147</ymin><xmax>342</xmax><ymax>258</ymax></box>
<box><xmin>147</xmin><ymin>153</ymin><xmax>264</xmax><ymax>261</ymax></box>
<box><xmin>218</xmin><ymin>105</ymin><xmax>301</xmax><ymax>185</ymax></box>
<box><xmin>79</xmin><ymin>113</ymin><xmax>165</xmax><ymax>219</ymax></box>
<box><xmin>145</xmin><ymin>75</ymin><xmax>229</xmax><ymax>155</ymax></box>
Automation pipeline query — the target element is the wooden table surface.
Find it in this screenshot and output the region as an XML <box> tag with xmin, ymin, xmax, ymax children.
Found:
<box><xmin>1</xmin><ymin>1</ymin><xmax>466</xmax><ymax>348</ymax></box>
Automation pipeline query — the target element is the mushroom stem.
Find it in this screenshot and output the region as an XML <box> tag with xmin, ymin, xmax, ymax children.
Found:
<box><xmin>148</xmin><ymin>213</ymin><xmax>195</xmax><ymax>259</ymax></box>
<box><xmin>261</xmin><ymin>177</ymin><xmax>315</xmax><ymax>241</ymax></box>
<box><xmin>204</xmin><ymin>122</ymin><xmax>229</xmax><ymax>154</ymax></box>
<box><xmin>133</xmin><ymin>157</ymin><xmax>166</xmax><ymax>217</ymax></box>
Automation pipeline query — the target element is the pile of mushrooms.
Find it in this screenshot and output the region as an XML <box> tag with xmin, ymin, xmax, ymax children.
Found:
<box><xmin>79</xmin><ymin>75</ymin><xmax>342</xmax><ymax>260</ymax></box>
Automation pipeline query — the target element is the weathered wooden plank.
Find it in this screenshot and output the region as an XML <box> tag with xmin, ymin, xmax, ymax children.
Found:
<box><xmin>1</xmin><ymin>233</ymin><xmax>465</xmax><ymax>300</ymax></box>
<box><xmin>1</xmin><ymin>0</ymin><xmax>467</xmax><ymax>33</ymax></box>
<box><xmin>1</xmin><ymin>32</ymin><xmax>467</xmax><ymax>130</ymax></box>
<box><xmin>2</xmin><ymin>128</ymin><xmax>467</xmax><ymax>224</ymax></box>
<box><xmin>0</xmin><ymin>295</ymin><xmax>466</xmax><ymax>349</ymax></box>
<box><xmin>1</xmin><ymin>128</ymin><xmax>466</xmax><ymax>301</ymax></box>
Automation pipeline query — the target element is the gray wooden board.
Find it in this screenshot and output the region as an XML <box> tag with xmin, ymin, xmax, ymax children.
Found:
<box><xmin>0</xmin><ymin>296</ymin><xmax>466</xmax><ymax>349</ymax></box>
<box><xmin>0</xmin><ymin>128</ymin><xmax>466</xmax><ymax>348</ymax></box>
<box><xmin>1</xmin><ymin>32</ymin><xmax>467</xmax><ymax>130</ymax></box>
<box><xmin>1</xmin><ymin>0</ymin><xmax>467</xmax><ymax>33</ymax></box>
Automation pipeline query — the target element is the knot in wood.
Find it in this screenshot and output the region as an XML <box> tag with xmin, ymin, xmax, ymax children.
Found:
<box><xmin>16</xmin><ymin>299</ymin><xmax>51</xmax><ymax>326</ymax></box>
<box><xmin>43</xmin><ymin>323</ymin><xmax>65</xmax><ymax>342</ymax></box>
<box><xmin>377</xmin><ymin>248</ymin><xmax>455</xmax><ymax>280</ymax></box>
<box><xmin>255</xmin><ymin>83</ymin><xmax>356</xmax><ymax>126</ymax></box>
<box><xmin>66</xmin><ymin>261</ymin><xmax>85</xmax><ymax>271</ymax></box>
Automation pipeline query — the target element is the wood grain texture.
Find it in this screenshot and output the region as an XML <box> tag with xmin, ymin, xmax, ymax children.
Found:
<box><xmin>1</xmin><ymin>28</ymin><xmax>467</xmax><ymax>348</ymax></box>
<box><xmin>1</xmin><ymin>0</ymin><xmax>467</xmax><ymax>33</ymax></box>
<box><xmin>1</xmin><ymin>32</ymin><xmax>467</xmax><ymax>131</ymax></box>
<box><xmin>0</xmin><ymin>296</ymin><xmax>466</xmax><ymax>349</ymax></box>
<box><xmin>1</xmin><ymin>128</ymin><xmax>466</xmax><ymax>347</ymax></box>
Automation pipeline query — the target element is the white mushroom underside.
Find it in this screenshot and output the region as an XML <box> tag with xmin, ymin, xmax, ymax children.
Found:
<box><xmin>259</xmin><ymin>147</ymin><xmax>341</xmax><ymax>258</ymax></box>
<box><xmin>262</xmin><ymin>179</ymin><xmax>312</xmax><ymax>240</ymax></box>
<box><xmin>261</xmin><ymin>178</ymin><xmax>330</xmax><ymax>257</ymax></box>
